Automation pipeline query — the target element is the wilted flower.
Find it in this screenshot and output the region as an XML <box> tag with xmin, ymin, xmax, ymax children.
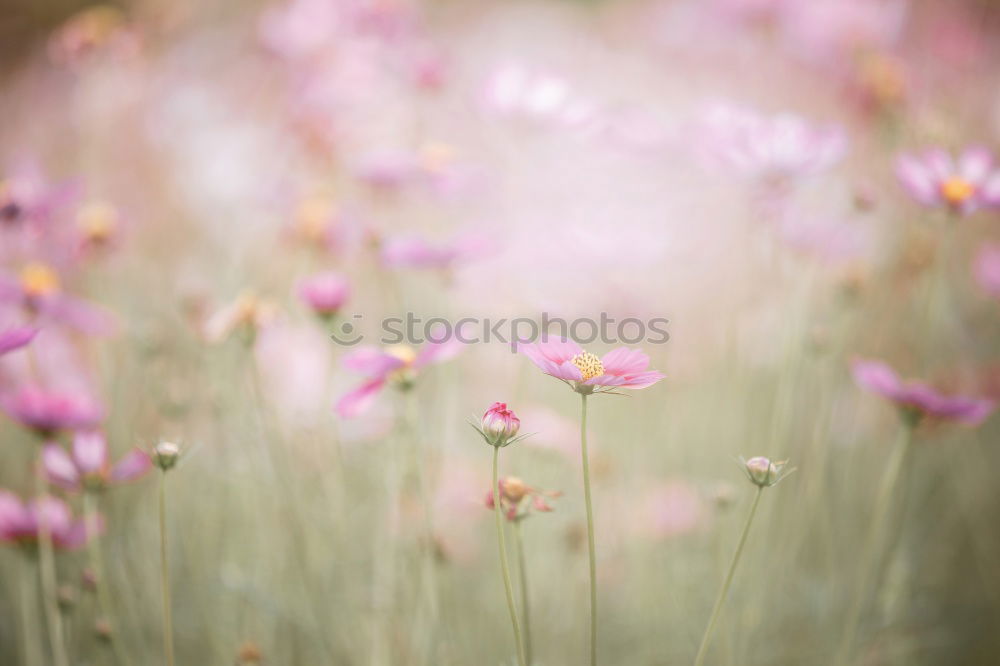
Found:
<box><xmin>852</xmin><ymin>359</ymin><xmax>996</xmax><ymax>426</ymax></box>
<box><xmin>896</xmin><ymin>147</ymin><xmax>1000</xmax><ymax>215</ymax></box>
<box><xmin>0</xmin><ymin>385</ymin><xmax>104</xmax><ymax>437</ymax></box>
<box><xmin>0</xmin><ymin>325</ymin><xmax>37</xmax><ymax>356</ymax></box>
<box><xmin>974</xmin><ymin>244</ymin><xmax>1000</xmax><ymax>299</ymax></box>
<box><xmin>151</xmin><ymin>441</ymin><xmax>181</xmax><ymax>471</ymax></box>
<box><xmin>742</xmin><ymin>457</ymin><xmax>787</xmax><ymax>487</ymax></box>
<box><xmin>335</xmin><ymin>339</ymin><xmax>461</xmax><ymax>418</ymax></box>
<box><xmin>42</xmin><ymin>431</ymin><xmax>151</xmax><ymax>493</ymax></box>
<box><xmin>517</xmin><ymin>338</ymin><xmax>664</xmax><ymax>394</ymax></box>
<box><xmin>485</xmin><ymin>476</ymin><xmax>561</xmax><ymax>522</ymax></box>
<box><xmin>296</xmin><ymin>271</ymin><xmax>349</xmax><ymax>319</ymax></box>
<box><xmin>0</xmin><ymin>491</ymin><xmax>94</xmax><ymax>550</ymax></box>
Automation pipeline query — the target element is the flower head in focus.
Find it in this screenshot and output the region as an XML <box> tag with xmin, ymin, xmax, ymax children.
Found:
<box><xmin>485</xmin><ymin>476</ymin><xmax>561</xmax><ymax>522</ymax></box>
<box><xmin>517</xmin><ymin>338</ymin><xmax>664</xmax><ymax>395</ymax></box>
<box><xmin>335</xmin><ymin>338</ymin><xmax>461</xmax><ymax>418</ymax></box>
<box><xmin>472</xmin><ymin>402</ymin><xmax>529</xmax><ymax>448</ymax></box>
<box><xmin>151</xmin><ymin>441</ymin><xmax>182</xmax><ymax>471</ymax></box>
<box><xmin>852</xmin><ymin>358</ymin><xmax>996</xmax><ymax>426</ymax></box>
<box><xmin>0</xmin><ymin>491</ymin><xmax>94</xmax><ymax>550</ymax></box>
<box><xmin>896</xmin><ymin>147</ymin><xmax>1000</xmax><ymax>215</ymax></box>
<box><xmin>42</xmin><ymin>431</ymin><xmax>151</xmax><ymax>493</ymax></box>
<box><xmin>741</xmin><ymin>456</ymin><xmax>791</xmax><ymax>488</ymax></box>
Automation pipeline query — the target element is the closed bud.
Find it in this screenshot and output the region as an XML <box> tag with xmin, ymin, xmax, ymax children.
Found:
<box><xmin>152</xmin><ymin>441</ymin><xmax>180</xmax><ymax>471</ymax></box>
<box><xmin>481</xmin><ymin>402</ymin><xmax>520</xmax><ymax>447</ymax></box>
<box><xmin>744</xmin><ymin>456</ymin><xmax>782</xmax><ymax>487</ymax></box>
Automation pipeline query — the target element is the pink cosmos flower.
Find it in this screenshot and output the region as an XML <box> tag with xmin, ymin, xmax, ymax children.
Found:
<box><xmin>0</xmin><ymin>384</ymin><xmax>104</xmax><ymax>436</ymax></box>
<box><xmin>481</xmin><ymin>402</ymin><xmax>520</xmax><ymax>444</ymax></box>
<box><xmin>0</xmin><ymin>326</ymin><xmax>37</xmax><ymax>356</ymax></box>
<box><xmin>296</xmin><ymin>272</ymin><xmax>350</xmax><ymax>318</ymax></box>
<box><xmin>335</xmin><ymin>339</ymin><xmax>462</xmax><ymax>418</ymax></box>
<box><xmin>517</xmin><ymin>338</ymin><xmax>665</xmax><ymax>394</ymax></box>
<box><xmin>485</xmin><ymin>476</ymin><xmax>561</xmax><ymax>522</ymax></box>
<box><xmin>698</xmin><ymin>104</ymin><xmax>846</xmax><ymax>184</ymax></box>
<box><xmin>974</xmin><ymin>244</ymin><xmax>1000</xmax><ymax>299</ymax></box>
<box><xmin>380</xmin><ymin>233</ymin><xmax>487</xmax><ymax>271</ymax></box>
<box><xmin>0</xmin><ymin>491</ymin><xmax>93</xmax><ymax>549</ymax></box>
<box><xmin>42</xmin><ymin>431</ymin><xmax>151</xmax><ymax>493</ymax></box>
<box><xmin>0</xmin><ymin>264</ymin><xmax>116</xmax><ymax>336</ymax></box>
<box><xmin>852</xmin><ymin>359</ymin><xmax>995</xmax><ymax>426</ymax></box>
<box><xmin>896</xmin><ymin>147</ymin><xmax>1000</xmax><ymax>215</ymax></box>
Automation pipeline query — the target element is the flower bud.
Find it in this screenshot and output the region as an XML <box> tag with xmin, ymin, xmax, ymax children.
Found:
<box><xmin>744</xmin><ymin>456</ymin><xmax>780</xmax><ymax>487</ymax></box>
<box><xmin>296</xmin><ymin>272</ymin><xmax>350</xmax><ymax>319</ymax></box>
<box><xmin>481</xmin><ymin>402</ymin><xmax>520</xmax><ymax>447</ymax></box>
<box><xmin>500</xmin><ymin>476</ymin><xmax>528</xmax><ymax>502</ymax></box>
<box><xmin>152</xmin><ymin>441</ymin><xmax>180</xmax><ymax>471</ymax></box>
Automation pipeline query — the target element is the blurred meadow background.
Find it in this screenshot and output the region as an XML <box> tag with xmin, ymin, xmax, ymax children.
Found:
<box><xmin>2</xmin><ymin>0</ymin><xmax>1000</xmax><ymax>664</ymax></box>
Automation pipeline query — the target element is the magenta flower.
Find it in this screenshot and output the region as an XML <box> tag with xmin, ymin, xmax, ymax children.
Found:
<box><xmin>0</xmin><ymin>385</ymin><xmax>104</xmax><ymax>436</ymax></box>
<box><xmin>0</xmin><ymin>263</ymin><xmax>116</xmax><ymax>336</ymax></box>
<box><xmin>517</xmin><ymin>338</ymin><xmax>664</xmax><ymax>395</ymax></box>
<box><xmin>0</xmin><ymin>326</ymin><xmax>37</xmax><ymax>356</ymax></box>
<box><xmin>481</xmin><ymin>402</ymin><xmax>521</xmax><ymax>446</ymax></box>
<box><xmin>296</xmin><ymin>271</ymin><xmax>350</xmax><ymax>318</ymax></box>
<box><xmin>896</xmin><ymin>147</ymin><xmax>1000</xmax><ymax>215</ymax></box>
<box><xmin>852</xmin><ymin>359</ymin><xmax>995</xmax><ymax>426</ymax></box>
<box><xmin>973</xmin><ymin>243</ymin><xmax>1000</xmax><ymax>299</ymax></box>
<box><xmin>0</xmin><ymin>491</ymin><xmax>93</xmax><ymax>550</ymax></box>
<box><xmin>335</xmin><ymin>340</ymin><xmax>461</xmax><ymax>418</ymax></box>
<box><xmin>42</xmin><ymin>431</ymin><xmax>151</xmax><ymax>493</ymax></box>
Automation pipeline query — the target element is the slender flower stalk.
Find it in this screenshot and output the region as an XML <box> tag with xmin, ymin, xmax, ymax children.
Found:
<box><xmin>152</xmin><ymin>442</ymin><xmax>180</xmax><ymax>666</ymax></box>
<box><xmin>19</xmin><ymin>557</ymin><xmax>42</xmax><ymax>666</ymax></box>
<box><xmin>34</xmin><ymin>471</ymin><xmax>70</xmax><ymax>666</ymax></box>
<box><xmin>512</xmin><ymin>519</ymin><xmax>533</xmax><ymax>666</ymax></box>
<box><xmin>579</xmin><ymin>393</ymin><xmax>598</xmax><ymax>666</ymax></box>
<box><xmin>492</xmin><ymin>445</ymin><xmax>527</xmax><ymax>666</ymax></box>
<box><xmin>84</xmin><ymin>491</ymin><xmax>128</xmax><ymax>665</ymax></box>
<box><xmin>693</xmin><ymin>457</ymin><xmax>789</xmax><ymax>666</ymax></box>
<box><xmin>834</xmin><ymin>423</ymin><xmax>914</xmax><ymax>665</ymax></box>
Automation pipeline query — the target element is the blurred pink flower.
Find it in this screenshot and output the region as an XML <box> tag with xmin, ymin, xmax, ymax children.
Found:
<box><xmin>296</xmin><ymin>272</ymin><xmax>350</xmax><ymax>318</ymax></box>
<box><xmin>518</xmin><ymin>338</ymin><xmax>664</xmax><ymax>394</ymax></box>
<box><xmin>42</xmin><ymin>432</ymin><xmax>150</xmax><ymax>493</ymax></box>
<box><xmin>258</xmin><ymin>0</ymin><xmax>344</xmax><ymax>61</ymax></box>
<box><xmin>852</xmin><ymin>359</ymin><xmax>995</xmax><ymax>426</ymax></box>
<box><xmin>0</xmin><ymin>263</ymin><xmax>117</xmax><ymax>336</ymax></box>
<box><xmin>974</xmin><ymin>244</ymin><xmax>1000</xmax><ymax>299</ymax></box>
<box><xmin>698</xmin><ymin>104</ymin><xmax>846</xmax><ymax>184</ymax></box>
<box><xmin>0</xmin><ymin>491</ymin><xmax>94</xmax><ymax>550</ymax></box>
<box><xmin>0</xmin><ymin>326</ymin><xmax>37</xmax><ymax>356</ymax></box>
<box><xmin>335</xmin><ymin>339</ymin><xmax>461</xmax><ymax>418</ymax></box>
<box><xmin>0</xmin><ymin>384</ymin><xmax>104</xmax><ymax>436</ymax></box>
<box><xmin>485</xmin><ymin>476</ymin><xmax>561</xmax><ymax>522</ymax></box>
<box><xmin>380</xmin><ymin>233</ymin><xmax>487</xmax><ymax>271</ymax></box>
<box><xmin>639</xmin><ymin>482</ymin><xmax>704</xmax><ymax>539</ymax></box>
<box><xmin>481</xmin><ymin>64</ymin><xmax>598</xmax><ymax>128</ymax></box>
<box><xmin>896</xmin><ymin>147</ymin><xmax>1000</xmax><ymax>215</ymax></box>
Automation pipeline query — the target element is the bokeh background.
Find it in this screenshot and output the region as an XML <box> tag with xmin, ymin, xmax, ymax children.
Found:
<box><xmin>1</xmin><ymin>0</ymin><xmax>1000</xmax><ymax>664</ymax></box>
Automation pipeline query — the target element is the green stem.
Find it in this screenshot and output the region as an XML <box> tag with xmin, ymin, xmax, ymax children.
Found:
<box><xmin>35</xmin><ymin>471</ymin><xmax>69</xmax><ymax>666</ymax></box>
<box><xmin>493</xmin><ymin>445</ymin><xmax>527</xmax><ymax>666</ymax></box>
<box><xmin>159</xmin><ymin>472</ymin><xmax>175</xmax><ymax>666</ymax></box>
<box><xmin>693</xmin><ymin>486</ymin><xmax>764</xmax><ymax>666</ymax></box>
<box><xmin>580</xmin><ymin>393</ymin><xmax>598</xmax><ymax>666</ymax></box>
<box><xmin>20</xmin><ymin>557</ymin><xmax>42</xmax><ymax>666</ymax></box>
<box><xmin>513</xmin><ymin>520</ymin><xmax>533</xmax><ymax>665</ymax></box>
<box><xmin>85</xmin><ymin>491</ymin><xmax>128</xmax><ymax>665</ymax></box>
<box><xmin>834</xmin><ymin>423</ymin><xmax>914</xmax><ymax>665</ymax></box>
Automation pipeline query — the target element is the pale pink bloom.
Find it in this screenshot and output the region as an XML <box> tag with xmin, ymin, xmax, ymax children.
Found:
<box><xmin>0</xmin><ymin>264</ymin><xmax>117</xmax><ymax>336</ymax></box>
<box><xmin>258</xmin><ymin>0</ymin><xmax>344</xmax><ymax>61</ymax></box>
<box><xmin>42</xmin><ymin>432</ymin><xmax>150</xmax><ymax>493</ymax></box>
<box><xmin>0</xmin><ymin>326</ymin><xmax>37</xmax><ymax>356</ymax></box>
<box><xmin>852</xmin><ymin>359</ymin><xmax>995</xmax><ymax>426</ymax></box>
<box><xmin>380</xmin><ymin>233</ymin><xmax>487</xmax><ymax>271</ymax></box>
<box><xmin>639</xmin><ymin>482</ymin><xmax>704</xmax><ymax>539</ymax></box>
<box><xmin>356</xmin><ymin>151</ymin><xmax>420</xmax><ymax>190</ymax></box>
<box><xmin>0</xmin><ymin>385</ymin><xmax>104</xmax><ymax>435</ymax></box>
<box><xmin>335</xmin><ymin>339</ymin><xmax>461</xmax><ymax>417</ymax></box>
<box><xmin>296</xmin><ymin>272</ymin><xmax>350</xmax><ymax>317</ymax></box>
<box><xmin>896</xmin><ymin>147</ymin><xmax>1000</xmax><ymax>215</ymax></box>
<box><xmin>0</xmin><ymin>491</ymin><xmax>94</xmax><ymax>549</ymax></box>
<box><xmin>698</xmin><ymin>104</ymin><xmax>846</xmax><ymax>183</ymax></box>
<box><xmin>482</xmin><ymin>64</ymin><xmax>598</xmax><ymax>128</ymax></box>
<box><xmin>974</xmin><ymin>244</ymin><xmax>1000</xmax><ymax>299</ymax></box>
<box><xmin>518</xmin><ymin>338</ymin><xmax>664</xmax><ymax>394</ymax></box>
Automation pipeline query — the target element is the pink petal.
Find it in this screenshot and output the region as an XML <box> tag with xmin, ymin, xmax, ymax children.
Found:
<box><xmin>600</xmin><ymin>347</ymin><xmax>651</xmax><ymax>376</ymax></box>
<box><xmin>110</xmin><ymin>449</ymin><xmax>152</xmax><ymax>482</ymax></box>
<box><xmin>42</xmin><ymin>295</ymin><xmax>118</xmax><ymax>336</ymax></box>
<box><xmin>72</xmin><ymin>431</ymin><xmax>107</xmax><ymax>475</ymax></box>
<box><xmin>851</xmin><ymin>359</ymin><xmax>903</xmax><ymax>399</ymax></box>
<box><xmin>923</xmin><ymin>148</ymin><xmax>954</xmax><ymax>182</ymax></box>
<box><xmin>42</xmin><ymin>444</ymin><xmax>81</xmax><ymax>490</ymax></box>
<box><xmin>0</xmin><ymin>326</ymin><xmax>38</xmax><ymax>356</ymax></box>
<box><xmin>414</xmin><ymin>337</ymin><xmax>462</xmax><ymax>368</ymax></box>
<box><xmin>980</xmin><ymin>172</ymin><xmax>1000</xmax><ymax>207</ymax></box>
<box><xmin>0</xmin><ymin>491</ymin><xmax>30</xmax><ymax>539</ymax></box>
<box><xmin>341</xmin><ymin>347</ymin><xmax>404</xmax><ymax>377</ymax></box>
<box><xmin>335</xmin><ymin>378</ymin><xmax>386</xmax><ymax>418</ymax></box>
<box><xmin>517</xmin><ymin>338</ymin><xmax>582</xmax><ymax>367</ymax></box>
<box><xmin>958</xmin><ymin>146</ymin><xmax>993</xmax><ymax>185</ymax></box>
<box><xmin>617</xmin><ymin>370</ymin><xmax>666</xmax><ymax>389</ymax></box>
<box><xmin>895</xmin><ymin>154</ymin><xmax>938</xmax><ymax>205</ymax></box>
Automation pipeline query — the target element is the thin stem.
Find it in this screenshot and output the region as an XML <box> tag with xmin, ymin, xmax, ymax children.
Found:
<box><xmin>19</xmin><ymin>556</ymin><xmax>42</xmax><ymax>666</ymax></box>
<box><xmin>513</xmin><ymin>520</ymin><xmax>533</xmax><ymax>665</ymax></box>
<box><xmin>85</xmin><ymin>491</ymin><xmax>129</xmax><ymax>666</ymax></box>
<box><xmin>579</xmin><ymin>392</ymin><xmax>598</xmax><ymax>666</ymax></box>
<box><xmin>693</xmin><ymin>486</ymin><xmax>764</xmax><ymax>666</ymax></box>
<box><xmin>159</xmin><ymin>472</ymin><xmax>176</xmax><ymax>666</ymax></box>
<box><xmin>35</xmin><ymin>471</ymin><xmax>69</xmax><ymax>666</ymax></box>
<box><xmin>834</xmin><ymin>423</ymin><xmax>914</xmax><ymax>665</ymax></box>
<box><xmin>493</xmin><ymin>445</ymin><xmax>527</xmax><ymax>666</ymax></box>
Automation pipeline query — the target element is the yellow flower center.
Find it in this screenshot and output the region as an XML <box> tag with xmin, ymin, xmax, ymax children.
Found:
<box><xmin>19</xmin><ymin>263</ymin><xmax>60</xmax><ymax>297</ymax></box>
<box><xmin>571</xmin><ymin>351</ymin><xmax>604</xmax><ymax>381</ymax></box>
<box><xmin>77</xmin><ymin>201</ymin><xmax>118</xmax><ymax>241</ymax></box>
<box><xmin>386</xmin><ymin>344</ymin><xmax>417</xmax><ymax>366</ymax></box>
<box><xmin>940</xmin><ymin>177</ymin><xmax>975</xmax><ymax>206</ymax></box>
